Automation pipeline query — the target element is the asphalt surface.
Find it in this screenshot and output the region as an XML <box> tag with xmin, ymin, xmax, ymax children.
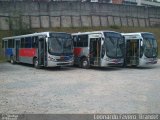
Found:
<box><xmin>0</xmin><ymin>61</ymin><xmax>160</xmax><ymax>113</ymax></box>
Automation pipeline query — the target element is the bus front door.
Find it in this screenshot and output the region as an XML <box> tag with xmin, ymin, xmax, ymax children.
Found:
<box><xmin>89</xmin><ymin>38</ymin><xmax>101</xmax><ymax>66</ymax></box>
<box><xmin>126</xmin><ymin>39</ymin><xmax>139</xmax><ymax>66</ymax></box>
<box><xmin>15</xmin><ymin>40</ymin><xmax>20</xmax><ymax>62</ymax></box>
<box><xmin>38</xmin><ymin>37</ymin><xmax>46</xmax><ymax>66</ymax></box>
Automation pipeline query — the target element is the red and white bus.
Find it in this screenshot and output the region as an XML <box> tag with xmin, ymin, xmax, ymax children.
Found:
<box><xmin>2</xmin><ymin>32</ymin><xmax>74</xmax><ymax>68</ymax></box>
<box><xmin>72</xmin><ymin>31</ymin><xmax>124</xmax><ymax>68</ymax></box>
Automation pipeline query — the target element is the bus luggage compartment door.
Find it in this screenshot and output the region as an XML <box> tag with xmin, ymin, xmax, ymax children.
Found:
<box><xmin>89</xmin><ymin>38</ymin><xmax>101</xmax><ymax>66</ymax></box>
<box><xmin>126</xmin><ymin>40</ymin><xmax>139</xmax><ymax>66</ymax></box>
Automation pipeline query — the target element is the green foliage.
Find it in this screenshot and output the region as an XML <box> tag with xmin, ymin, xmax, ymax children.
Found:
<box><xmin>109</xmin><ymin>25</ymin><xmax>121</xmax><ymax>29</ymax></box>
<box><xmin>5</xmin><ymin>10</ymin><xmax>32</xmax><ymax>36</ymax></box>
<box><xmin>0</xmin><ymin>55</ymin><xmax>6</xmax><ymax>63</ymax></box>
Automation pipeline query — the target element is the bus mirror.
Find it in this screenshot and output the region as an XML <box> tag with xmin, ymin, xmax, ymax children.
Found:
<box><xmin>123</xmin><ymin>36</ymin><xmax>125</xmax><ymax>41</ymax></box>
<box><xmin>101</xmin><ymin>40</ymin><xmax>104</xmax><ymax>45</ymax></box>
<box><xmin>140</xmin><ymin>40</ymin><xmax>143</xmax><ymax>46</ymax></box>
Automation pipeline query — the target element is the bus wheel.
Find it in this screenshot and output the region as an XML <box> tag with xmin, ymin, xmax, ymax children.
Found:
<box><xmin>34</xmin><ymin>58</ymin><xmax>40</xmax><ymax>69</ymax></box>
<box><xmin>81</xmin><ymin>58</ymin><xmax>89</xmax><ymax>69</ymax></box>
<box><xmin>10</xmin><ymin>56</ymin><xmax>15</xmax><ymax>64</ymax></box>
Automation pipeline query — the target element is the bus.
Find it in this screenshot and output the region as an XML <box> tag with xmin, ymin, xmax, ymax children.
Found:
<box><xmin>2</xmin><ymin>32</ymin><xmax>74</xmax><ymax>68</ymax></box>
<box><xmin>122</xmin><ymin>32</ymin><xmax>158</xmax><ymax>67</ymax></box>
<box><xmin>72</xmin><ymin>31</ymin><xmax>124</xmax><ymax>68</ymax></box>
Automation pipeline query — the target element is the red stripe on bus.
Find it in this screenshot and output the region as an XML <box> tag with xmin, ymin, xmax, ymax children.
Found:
<box><xmin>74</xmin><ymin>48</ymin><xmax>82</xmax><ymax>57</ymax></box>
<box><xmin>19</xmin><ymin>48</ymin><xmax>36</xmax><ymax>57</ymax></box>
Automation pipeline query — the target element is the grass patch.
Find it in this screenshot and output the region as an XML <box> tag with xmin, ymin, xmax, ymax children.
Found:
<box><xmin>0</xmin><ymin>56</ymin><xmax>6</xmax><ymax>63</ymax></box>
<box><xmin>109</xmin><ymin>25</ymin><xmax>121</xmax><ymax>29</ymax></box>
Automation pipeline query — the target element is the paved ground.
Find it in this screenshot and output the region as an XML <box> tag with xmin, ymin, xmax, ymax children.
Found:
<box><xmin>0</xmin><ymin>61</ymin><xmax>160</xmax><ymax>114</ymax></box>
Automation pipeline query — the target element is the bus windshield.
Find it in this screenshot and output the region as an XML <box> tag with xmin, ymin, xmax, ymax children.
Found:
<box><xmin>142</xmin><ymin>33</ymin><xmax>158</xmax><ymax>58</ymax></box>
<box><xmin>48</xmin><ymin>33</ymin><xmax>73</xmax><ymax>55</ymax></box>
<box><xmin>104</xmin><ymin>32</ymin><xmax>124</xmax><ymax>58</ymax></box>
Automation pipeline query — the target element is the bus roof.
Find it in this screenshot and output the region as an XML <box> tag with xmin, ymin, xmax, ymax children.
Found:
<box><xmin>2</xmin><ymin>31</ymin><xmax>68</xmax><ymax>40</ymax></box>
<box><xmin>72</xmin><ymin>30</ymin><xmax>120</xmax><ymax>35</ymax></box>
<box><xmin>121</xmin><ymin>33</ymin><xmax>142</xmax><ymax>39</ymax></box>
<box><xmin>121</xmin><ymin>32</ymin><xmax>153</xmax><ymax>36</ymax></box>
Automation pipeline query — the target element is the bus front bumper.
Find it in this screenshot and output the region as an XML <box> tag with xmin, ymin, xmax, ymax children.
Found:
<box><xmin>47</xmin><ymin>60</ymin><xmax>74</xmax><ymax>67</ymax></box>
<box><xmin>107</xmin><ymin>58</ymin><xmax>124</xmax><ymax>66</ymax></box>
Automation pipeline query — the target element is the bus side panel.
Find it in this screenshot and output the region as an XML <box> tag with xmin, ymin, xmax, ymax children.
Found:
<box><xmin>74</xmin><ymin>47</ymin><xmax>89</xmax><ymax>64</ymax></box>
<box><xmin>74</xmin><ymin>47</ymin><xmax>89</xmax><ymax>57</ymax></box>
<box><xmin>19</xmin><ymin>48</ymin><xmax>36</xmax><ymax>64</ymax></box>
<box><xmin>74</xmin><ymin>48</ymin><xmax>82</xmax><ymax>57</ymax></box>
<box><xmin>5</xmin><ymin>48</ymin><xmax>14</xmax><ymax>60</ymax></box>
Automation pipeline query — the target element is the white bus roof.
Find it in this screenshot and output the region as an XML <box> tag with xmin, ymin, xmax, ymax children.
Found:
<box><xmin>121</xmin><ymin>32</ymin><xmax>153</xmax><ymax>36</ymax></box>
<box><xmin>121</xmin><ymin>34</ymin><xmax>142</xmax><ymax>39</ymax></box>
<box><xmin>2</xmin><ymin>31</ymin><xmax>68</xmax><ymax>40</ymax></box>
<box><xmin>122</xmin><ymin>32</ymin><xmax>156</xmax><ymax>40</ymax></box>
<box><xmin>72</xmin><ymin>30</ymin><xmax>120</xmax><ymax>35</ymax></box>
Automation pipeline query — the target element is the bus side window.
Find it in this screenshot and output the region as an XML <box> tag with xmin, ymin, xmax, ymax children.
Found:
<box><xmin>12</xmin><ymin>39</ymin><xmax>15</xmax><ymax>48</ymax></box>
<box><xmin>8</xmin><ymin>39</ymin><xmax>12</xmax><ymax>48</ymax></box>
<box><xmin>77</xmin><ymin>35</ymin><xmax>88</xmax><ymax>47</ymax></box>
<box><xmin>4</xmin><ymin>41</ymin><xmax>8</xmax><ymax>48</ymax></box>
<box><xmin>32</xmin><ymin>36</ymin><xmax>38</xmax><ymax>48</ymax></box>
<box><xmin>21</xmin><ymin>38</ymin><xmax>25</xmax><ymax>48</ymax></box>
<box><xmin>25</xmin><ymin>37</ymin><xmax>32</xmax><ymax>48</ymax></box>
<box><xmin>8</xmin><ymin>39</ymin><xmax>14</xmax><ymax>48</ymax></box>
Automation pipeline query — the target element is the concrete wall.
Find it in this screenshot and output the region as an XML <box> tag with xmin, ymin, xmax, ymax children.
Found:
<box><xmin>0</xmin><ymin>1</ymin><xmax>160</xmax><ymax>30</ymax></box>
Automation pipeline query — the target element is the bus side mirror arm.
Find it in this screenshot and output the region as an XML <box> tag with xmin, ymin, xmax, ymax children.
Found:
<box><xmin>140</xmin><ymin>40</ymin><xmax>143</xmax><ymax>46</ymax></box>
<box><xmin>101</xmin><ymin>38</ymin><xmax>104</xmax><ymax>45</ymax></box>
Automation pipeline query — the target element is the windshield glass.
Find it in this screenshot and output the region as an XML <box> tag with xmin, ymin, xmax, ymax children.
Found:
<box><xmin>104</xmin><ymin>32</ymin><xmax>124</xmax><ymax>58</ymax></box>
<box><xmin>48</xmin><ymin>33</ymin><xmax>73</xmax><ymax>55</ymax></box>
<box><xmin>142</xmin><ymin>33</ymin><xmax>158</xmax><ymax>58</ymax></box>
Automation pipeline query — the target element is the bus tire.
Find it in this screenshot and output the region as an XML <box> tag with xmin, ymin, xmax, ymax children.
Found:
<box><xmin>10</xmin><ymin>56</ymin><xmax>15</xmax><ymax>64</ymax></box>
<box><xmin>81</xmin><ymin>57</ymin><xmax>89</xmax><ymax>69</ymax></box>
<box><xmin>33</xmin><ymin>58</ymin><xmax>40</xmax><ymax>69</ymax></box>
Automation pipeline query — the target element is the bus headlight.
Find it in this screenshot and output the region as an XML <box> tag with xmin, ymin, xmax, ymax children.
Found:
<box><xmin>48</xmin><ymin>56</ymin><xmax>57</xmax><ymax>61</ymax></box>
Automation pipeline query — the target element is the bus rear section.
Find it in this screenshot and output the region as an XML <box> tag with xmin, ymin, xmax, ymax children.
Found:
<box><xmin>122</xmin><ymin>32</ymin><xmax>158</xmax><ymax>67</ymax></box>
<box><xmin>72</xmin><ymin>31</ymin><xmax>124</xmax><ymax>68</ymax></box>
<box><xmin>2</xmin><ymin>39</ymin><xmax>14</xmax><ymax>62</ymax></box>
<box><xmin>2</xmin><ymin>32</ymin><xmax>74</xmax><ymax>68</ymax></box>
